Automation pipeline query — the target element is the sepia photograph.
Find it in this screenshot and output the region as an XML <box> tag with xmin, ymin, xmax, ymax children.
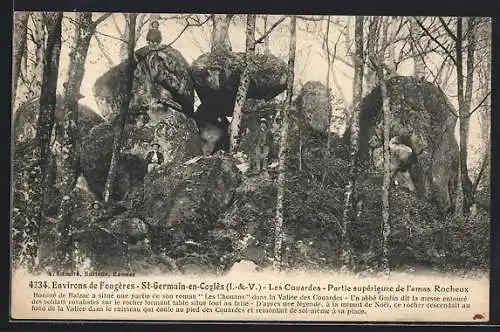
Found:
<box><xmin>10</xmin><ymin>11</ymin><xmax>491</xmax><ymax>322</ymax></box>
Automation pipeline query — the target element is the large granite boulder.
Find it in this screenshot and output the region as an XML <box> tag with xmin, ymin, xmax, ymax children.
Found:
<box><xmin>93</xmin><ymin>45</ymin><xmax>194</xmax><ymax>122</ymax></box>
<box><xmin>345</xmin><ymin>76</ymin><xmax>459</xmax><ymax>212</ymax></box>
<box><xmin>190</xmin><ymin>51</ymin><xmax>287</xmax><ymax>118</ymax></box>
<box><xmin>295</xmin><ymin>81</ymin><xmax>332</xmax><ymax>133</ymax></box>
<box><xmin>142</xmin><ymin>151</ymin><xmax>241</xmax><ymax>248</ymax></box>
<box><xmin>79</xmin><ymin>108</ymin><xmax>203</xmax><ymax>200</ymax></box>
<box><xmin>13</xmin><ymin>94</ymin><xmax>103</xmax><ymax>144</ymax></box>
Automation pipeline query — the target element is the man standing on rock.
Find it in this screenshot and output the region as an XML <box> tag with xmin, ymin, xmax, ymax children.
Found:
<box><xmin>146</xmin><ymin>20</ymin><xmax>162</xmax><ymax>50</ymax></box>
<box><xmin>146</xmin><ymin>142</ymin><xmax>164</xmax><ymax>172</ymax></box>
<box><xmin>254</xmin><ymin>118</ymin><xmax>272</xmax><ymax>174</ymax></box>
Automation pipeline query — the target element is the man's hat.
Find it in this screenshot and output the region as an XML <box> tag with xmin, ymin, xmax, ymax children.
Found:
<box><xmin>260</xmin><ymin>118</ymin><xmax>267</xmax><ymax>124</ymax></box>
<box><xmin>91</xmin><ymin>201</ymin><xmax>103</xmax><ymax>209</ymax></box>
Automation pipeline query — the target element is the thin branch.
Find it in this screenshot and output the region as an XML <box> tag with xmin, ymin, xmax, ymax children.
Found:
<box><xmin>472</xmin><ymin>152</ymin><xmax>488</xmax><ymax>197</ymax></box>
<box><xmin>439</xmin><ymin>17</ymin><xmax>457</xmax><ymax>41</ymax></box>
<box><xmin>92</xmin><ymin>13</ymin><xmax>112</xmax><ymax>28</ymax></box>
<box><xmin>254</xmin><ymin>16</ymin><xmax>286</xmax><ymax>44</ymax></box>
<box><xmin>111</xmin><ymin>13</ymin><xmax>123</xmax><ymax>35</ymax></box>
<box><xmin>296</xmin><ymin>15</ymin><xmax>326</xmax><ymax>22</ymax></box>
<box><xmin>468</xmin><ymin>91</ymin><xmax>491</xmax><ymax>116</ymax></box>
<box><xmin>93</xmin><ymin>33</ymin><xmax>115</xmax><ymax>67</ymax></box>
<box><xmin>93</xmin><ymin>29</ymin><xmax>128</xmax><ymax>43</ymax></box>
<box><xmin>415</xmin><ymin>18</ymin><xmax>457</xmax><ymax>67</ymax></box>
<box><xmin>166</xmin><ymin>15</ymin><xmax>212</xmax><ymax>47</ymax></box>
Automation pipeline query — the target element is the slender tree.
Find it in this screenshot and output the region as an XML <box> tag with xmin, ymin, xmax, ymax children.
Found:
<box><xmin>364</xmin><ymin>16</ymin><xmax>380</xmax><ymax>92</ymax></box>
<box><xmin>321</xmin><ymin>16</ymin><xmax>332</xmax><ymax>185</ymax></box>
<box><xmin>340</xmin><ymin>16</ymin><xmax>364</xmax><ymax>270</ymax></box>
<box><xmin>12</xmin><ymin>12</ymin><xmax>30</xmax><ymax>105</ymax></box>
<box><xmin>56</xmin><ymin>12</ymin><xmax>112</xmax><ymax>268</ymax></box>
<box><xmin>454</xmin><ymin>17</ymin><xmax>475</xmax><ymax>214</ymax></box>
<box><xmin>103</xmin><ymin>13</ymin><xmax>138</xmax><ymax>203</ymax></box>
<box><xmin>229</xmin><ymin>15</ymin><xmax>256</xmax><ymax>152</ymax></box>
<box><xmin>410</xmin><ymin>17</ymin><xmax>425</xmax><ymax>78</ymax></box>
<box><xmin>30</xmin><ymin>12</ymin><xmax>47</xmax><ymax>101</ymax></box>
<box><xmin>273</xmin><ymin>15</ymin><xmax>296</xmax><ymax>271</ymax></box>
<box><xmin>376</xmin><ymin>18</ymin><xmax>391</xmax><ymax>273</ymax></box>
<box><xmin>262</xmin><ymin>15</ymin><xmax>270</xmax><ymax>54</ymax></box>
<box><xmin>211</xmin><ymin>14</ymin><xmax>233</xmax><ymax>53</ymax></box>
<box><xmin>17</xmin><ymin>12</ymin><xmax>63</xmax><ymax>270</ymax></box>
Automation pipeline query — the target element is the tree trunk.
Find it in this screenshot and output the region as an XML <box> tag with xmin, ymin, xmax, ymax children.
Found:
<box><xmin>321</xmin><ymin>16</ymin><xmax>332</xmax><ymax>186</ymax></box>
<box><xmin>119</xmin><ymin>13</ymin><xmax>131</xmax><ymax>61</ymax></box>
<box><xmin>462</xmin><ymin>17</ymin><xmax>477</xmax><ymax>211</ymax></box>
<box><xmin>262</xmin><ymin>15</ymin><xmax>270</xmax><ymax>54</ymax></box>
<box><xmin>364</xmin><ymin>16</ymin><xmax>379</xmax><ymax>93</ymax></box>
<box><xmin>30</xmin><ymin>12</ymin><xmax>47</xmax><ymax>101</ymax></box>
<box><xmin>211</xmin><ymin>14</ymin><xmax>233</xmax><ymax>53</ymax></box>
<box><xmin>12</xmin><ymin>12</ymin><xmax>30</xmax><ymax>105</ymax></box>
<box><xmin>340</xmin><ymin>16</ymin><xmax>364</xmax><ymax>270</ymax></box>
<box><xmin>273</xmin><ymin>15</ymin><xmax>296</xmax><ymax>271</ymax></box>
<box><xmin>410</xmin><ymin>17</ymin><xmax>425</xmax><ymax>78</ymax></box>
<box><xmin>17</xmin><ymin>12</ymin><xmax>63</xmax><ymax>270</ymax></box>
<box><xmin>455</xmin><ymin>17</ymin><xmax>474</xmax><ymax>215</ymax></box>
<box><xmin>55</xmin><ymin>13</ymin><xmax>96</xmax><ymax>269</ymax></box>
<box><xmin>229</xmin><ymin>14</ymin><xmax>256</xmax><ymax>152</ymax></box>
<box><xmin>103</xmin><ymin>13</ymin><xmax>137</xmax><ymax>203</ymax></box>
<box><xmin>378</xmin><ymin>18</ymin><xmax>391</xmax><ymax>274</ymax></box>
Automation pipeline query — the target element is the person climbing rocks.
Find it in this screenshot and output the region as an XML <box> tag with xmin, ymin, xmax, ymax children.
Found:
<box><xmin>146</xmin><ymin>20</ymin><xmax>162</xmax><ymax>50</ymax></box>
<box><xmin>146</xmin><ymin>142</ymin><xmax>164</xmax><ymax>172</ymax></box>
<box><xmin>254</xmin><ymin>117</ymin><xmax>272</xmax><ymax>174</ymax></box>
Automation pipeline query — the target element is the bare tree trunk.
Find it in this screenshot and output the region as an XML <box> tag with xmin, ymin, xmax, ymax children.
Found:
<box><xmin>377</xmin><ymin>18</ymin><xmax>391</xmax><ymax>273</ymax></box>
<box><xmin>455</xmin><ymin>17</ymin><xmax>474</xmax><ymax>214</ymax></box>
<box><xmin>13</xmin><ymin>12</ymin><xmax>30</xmax><ymax>105</ymax></box>
<box><xmin>365</xmin><ymin>16</ymin><xmax>379</xmax><ymax>93</ymax></box>
<box><xmin>30</xmin><ymin>12</ymin><xmax>47</xmax><ymax>101</ymax></box>
<box><xmin>229</xmin><ymin>15</ymin><xmax>256</xmax><ymax>152</ymax></box>
<box><xmin>273</xmin><ymin>15</ymin><xmax>296</xmax><ymax>271</ymax></box>
<box><xmin>340</xmin><ymin>16</ymin><xmax>364</xmax><ymax>270</ymax></box>
<box><xmin>211</xmin><ymin>14</ymin><xmax>233</xmax><ymax>53</ymax></box>
<box><xmin>410</xmin><ymin>17</ymin><xmax>425</xmax><ymax>77</ymax></box>
<box><xmin>321</xmin><ymin>16</ymin><xmax>332</xmax><ymax>185</ymax></box>
<box><xmin>17</xmin><ymin>12</ymin><xmax>63</xmax><ymax>270</ymax></box>
<box><xmin>262</xmin><ymin>15</ymin><xmax>270</xmax><ymax>54</ymax></box>
<box><xmin>119</xmin><ymin>13</ymin><xmax>131</xmax><ymax>61</ymax></box>
<box><xmin>56</xmin><ymin>13</ymin><xmax>99</xmax><ymax>268</ymax></box>
<box><xmin>103</xmin><ymin>13</ymin><xmax>137</xmax><ymax>203</ymax></box>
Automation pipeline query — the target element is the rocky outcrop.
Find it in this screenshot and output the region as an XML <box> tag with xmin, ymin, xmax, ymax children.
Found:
<box><xmin>190</xmin><ymin>52</ymin><xmax>287</xmax><ymax>118</ymax></box>
<box><xmin>93</xmin><ymin>44</ymin><xmax>194</xmax><ymax>122</ymax></box>
<box><xmin>79</xmin><ymin>108</ymin><xmax>202</xmax><ymax>200</ymax></box>
<box><xmin>142</xmin><ymin>151</ymin><xmax>241</xmax><ymax>235</ymax></box>
<box><xmin>295</xmin><ymin>81</ymin><xmax>332</xmax><ymax>133</ymax></box>
<box><xmin>13</xmin><ymin>94</ymin><xmax>103</xmax><ymax>143</ymax></box>
<box><xmin>346</xmin><ymin>76</ymin><xmax>459</xmax><ymax>212</ymax></box>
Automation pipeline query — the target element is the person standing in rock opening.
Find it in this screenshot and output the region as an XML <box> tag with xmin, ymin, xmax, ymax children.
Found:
<box><xmin>146</xmin><ymin>20</ymin><xmax>162</xmax><ymax>50</ymax></box>
<box><xmin>146</xmin><ymin>142</ymin><xmax>164</xmax><ymax>172</ymax></box>
<box><xmin>89</xmin><ymin>201</ymin><xmax>104</xmax><ymax>225</ymax></box>
<box><xmin>255</xmin><ymin>118</ymin><xmax>272</xmax><ymax>174</ymax></box>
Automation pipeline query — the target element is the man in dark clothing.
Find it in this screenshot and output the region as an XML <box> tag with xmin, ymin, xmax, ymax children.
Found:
<box><xmin>255</xmin><ymin>118</ymin><xmax>272</xmax><ymax>173</ymax></box>
<box><xmin>146</xmin><ymin>142</ymin><xmax>164</xmax><ymax>172</ymax></box>
<box><xmin>146</xmin><ymin>20</ymin><xmax>162</xmax><ymax>49</ymax></box>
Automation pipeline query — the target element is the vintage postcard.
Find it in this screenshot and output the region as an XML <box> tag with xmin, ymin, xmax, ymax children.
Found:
<box><xmin>10</xmin><ymin>12</ymin><xmax>491</xmax><ymax>322</ymax></box>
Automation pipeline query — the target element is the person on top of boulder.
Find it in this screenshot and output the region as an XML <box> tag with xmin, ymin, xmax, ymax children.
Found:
<box><xmin>254</xmin><ymin>117</ymin><xmax>272</xmax><ymax>174</ymax></box>
<box><xmin>146</xmin><ymin>142</ymin><xmax>164</xmax><ymax>172</ymax></box>
<box><xmin>146</xmin><ymin>20</ymin><xmax>162</xmax><ymax>50</ymax></box>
